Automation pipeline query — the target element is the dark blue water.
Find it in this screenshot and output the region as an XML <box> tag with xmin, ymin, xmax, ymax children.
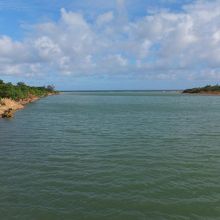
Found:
<box><xmin>0</xmin><ymin>91</ymin><xmax>220</xmax><ymax>219</ymax></box>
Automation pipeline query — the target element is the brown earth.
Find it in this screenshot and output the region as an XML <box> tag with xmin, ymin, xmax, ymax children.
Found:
<box><xmin>0</xmin><ymin>96</ymin><xmax>40</xmax><ymax>118</ymax></box>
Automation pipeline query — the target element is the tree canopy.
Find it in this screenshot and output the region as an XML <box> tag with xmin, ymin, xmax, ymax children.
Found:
<box><xmin>0</xmin><ymin>80</ymin><xmax>57</xmax><ymax>100</ymax></box>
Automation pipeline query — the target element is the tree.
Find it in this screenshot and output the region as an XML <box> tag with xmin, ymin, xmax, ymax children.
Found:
<box><xmin>46</xmin><ymin>85</ymin><xmax>55</xmax><ymax>92</ymax></box>
<box><xmin>17</xmin><ymin>82</ymin><xmax>26</xmax><ymax>87</ymax></box>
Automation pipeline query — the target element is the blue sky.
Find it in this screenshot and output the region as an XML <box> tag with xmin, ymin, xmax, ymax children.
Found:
<box><xmin>0</xmin><ymin>0</ymin><xmax>194</xmax><ymax>40</ymax></box>
<box><xmin>0</xmin><ymin>0</ymin><xmax>220</xmax><ymax>90</ymax></box>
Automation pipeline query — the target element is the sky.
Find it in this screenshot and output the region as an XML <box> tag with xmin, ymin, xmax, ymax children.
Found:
<box><xmin>0</xmin><ymin>0</ymin><xmax>220</xmax><ymax>90</ymax></box>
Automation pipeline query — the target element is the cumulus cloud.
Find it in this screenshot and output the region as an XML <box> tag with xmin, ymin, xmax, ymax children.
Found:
<box><xmin>1</xmin><ymin>0</ymin><xmax>220</xmax><ymax>81</ymax></box>
<box><xmin>96</xmin><ymin>11</ymin><xmax>114</xmax><ymax>26</ymax></box>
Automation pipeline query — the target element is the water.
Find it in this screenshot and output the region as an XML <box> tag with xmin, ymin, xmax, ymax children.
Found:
<box><xmin>0</xmin><ymin>91</ymin><xmax>220</xmax><ymax>220</ymax></box>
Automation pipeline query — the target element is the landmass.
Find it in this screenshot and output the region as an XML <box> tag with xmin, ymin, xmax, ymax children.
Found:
<box><xmin>0</xmin><ymin>80</ymin><xmax>58</xmax><ymax>118</ymax></box>
<box><xmin>183</xmin><ymin>85</ymin><xmax>220</xmax><ymax>95</ymax></box>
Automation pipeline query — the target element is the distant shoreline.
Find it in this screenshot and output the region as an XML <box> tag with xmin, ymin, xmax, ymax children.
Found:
<box><xmin>183</xmin><ymin>85</ymin><xmax>220</xmax><ymax>95</ymax></box>
<box><xmin>183</xmin><ymin>92</ymin><xmax>220</xmax><ymax>96</ymax></box>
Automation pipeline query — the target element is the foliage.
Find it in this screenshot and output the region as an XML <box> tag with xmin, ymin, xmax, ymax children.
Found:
<box><xmin>0</xmin><ymin>80</ymin><xmax>57</xmax><ymax>100</ymax></box>
<box><xmin>183</xmin><ymin>85</ymin><xmax>220</xmax><ymax>93</ymax></box>
<box><xmin>46</xmin><ymin>85</ymin><xmax>55</xmax><ymax>92</ymax></box>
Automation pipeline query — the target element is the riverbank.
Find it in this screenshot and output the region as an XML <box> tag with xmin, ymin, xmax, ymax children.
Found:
<box><xmin>0</xmin><ymin>94</ymin><xmax>56</xmax><ymax>118</ymax></box>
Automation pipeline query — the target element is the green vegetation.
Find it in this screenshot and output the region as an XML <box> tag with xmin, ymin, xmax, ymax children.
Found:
<box><xmin>0</xmin><ymin>80</ymin><xmax>57</xmax><ymax>100</ymax></box>
<box><xmin>183</xmin><ymin>85</ymin><xmax>220</xmax><ymax>94</ymax></box>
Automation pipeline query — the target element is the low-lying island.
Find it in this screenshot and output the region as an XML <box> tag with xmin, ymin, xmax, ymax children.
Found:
<box><xmin>0</xmin><ymin>80</ymin><xmax>58</xmax><ymax>118</ymax></box>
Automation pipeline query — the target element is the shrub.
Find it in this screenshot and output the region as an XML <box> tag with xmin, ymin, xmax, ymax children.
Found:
<box><xmin>0</xmin><ymin>80</ymin><xmax>57</xmax><ymax>100</ymax></box>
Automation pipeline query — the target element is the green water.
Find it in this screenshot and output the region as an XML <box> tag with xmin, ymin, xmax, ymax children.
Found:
<box><xmin>0</xmin><ymin>91</ymin><xmax>220</xmax><ymax>220</ymax></box>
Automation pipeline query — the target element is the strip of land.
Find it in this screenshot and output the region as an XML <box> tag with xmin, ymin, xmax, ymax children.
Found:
<box><xmin>0</xmin><ymin>80</ymin><xmax>58</xmax><ymax>118</ymax></box>
<box><xmin>183</xmin><ymin>85</ymin><xmax>220</xmax><ymax>95</ymax></box>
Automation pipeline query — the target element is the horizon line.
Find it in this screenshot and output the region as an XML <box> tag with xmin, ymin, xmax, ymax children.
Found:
<box><xmin>59</xmin><ymin>89</ymin><xmax>184</xmax><ymax>92</ymax></box>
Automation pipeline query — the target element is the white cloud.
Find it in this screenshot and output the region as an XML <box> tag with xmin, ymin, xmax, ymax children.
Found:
<box><xmin>0</xmin><ymin>36</ymin><xmax>27</xmax><ymax>61</ymax></box>
<box><xmin>1</xmin><ymin>0</ymin><xmax>220</xmax><ymax>81</ymax></box>
<box><xmin>34</xmin><ymin>36</ymin><xmax>61</xmax><ymax>60</ymax></box>
<box><xmin>96</xmin><ymin>11</ymin><xmax>114</xmax><ymax>26</ymax></box>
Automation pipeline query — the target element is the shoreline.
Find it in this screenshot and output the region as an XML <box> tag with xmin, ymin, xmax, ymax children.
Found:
<box><xmin>182</xmin><ymin>85</ymin><xmax>220</xmax><ymax>95</ymax></box>
<box><xmin>183</xmin><ymin>91</ymin><xmax>220</xmax><ymax>96</ymax></box>
<box><xmin>0</xmin><ymin>93</ymin><xmax>57</xmax><ymax>119</ymax></box>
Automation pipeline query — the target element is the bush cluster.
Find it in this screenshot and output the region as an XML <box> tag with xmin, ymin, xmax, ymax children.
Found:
<box><xmin>0</xmin><ymin>80</ymin><xmax>56</xmax><ymax>100</ymax></box>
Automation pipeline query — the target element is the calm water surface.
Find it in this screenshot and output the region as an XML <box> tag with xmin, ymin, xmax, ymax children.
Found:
<box><xmin>0</xmin><ymin>91</ymin><xmax>220</xmax><ymax>219</ymax></box>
